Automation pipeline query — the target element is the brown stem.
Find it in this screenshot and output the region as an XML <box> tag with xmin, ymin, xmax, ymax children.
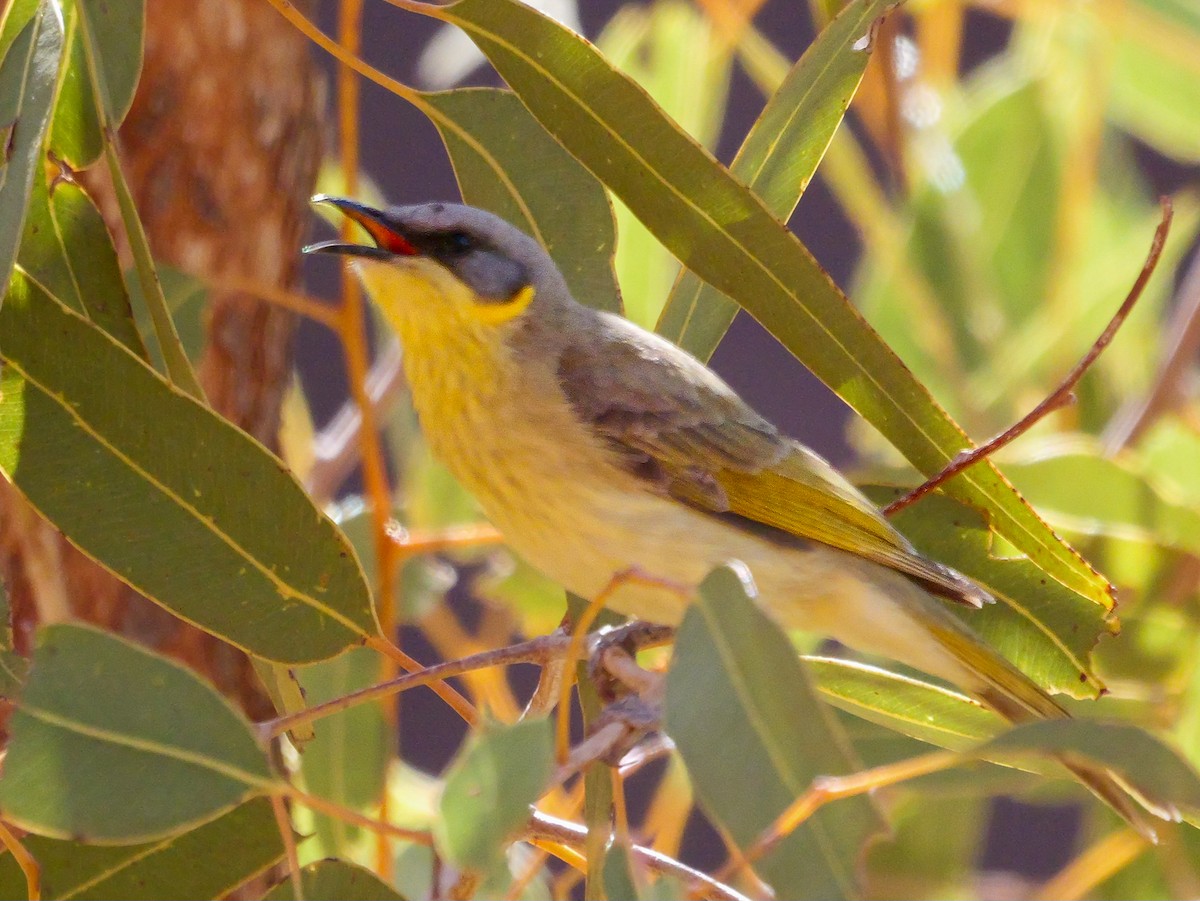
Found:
<box><xmin>1103</xmin><ymin>239</ymin><xmax>1200</xmax><ymax>451</ymax></box>
<box><xmin>262</xmin><ymin>633</ymin><xmax>572</xmax><ymax>738</ymax></box>
<box><xmin>884</xmin><ymin>197</ymin><xmax>1174</xmax><ymax>517</ymax></box>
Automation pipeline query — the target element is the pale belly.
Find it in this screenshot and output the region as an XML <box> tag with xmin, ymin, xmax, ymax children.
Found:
<box><xmin>476</xmin><ymin>461</ymin><xmax>976</xmax><ymax>689</ymax></box>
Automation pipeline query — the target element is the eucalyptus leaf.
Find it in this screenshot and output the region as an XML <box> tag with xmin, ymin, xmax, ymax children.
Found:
<box><xmin>0</xmin><ymin>0</ymin><xmax>62</xmax><ymax>290</ymax></box>
<box><xmin>297</xmin><ymin>646</ymin><xmax>390</xmax><ymax>855</ymax></box>
<box><xmin>0</xmin><ymin>624</ymin><xmax>278</xmax><ymax>842</ymax></box>
<box><xmin>264</xmin><ymin>859</ymin><xmax>407</xmax><ymax>901</ymax></box>
<box><xmin>658</xmin><ymin>0</ymin><xmax>889</xmax><ymax>355</ymax></box>
<box><xmin>0</xmin><ymin>271</ymin><xmax>377</xmax><ymax>663</ymax></box>
<box><xmin>18</xmin><ymin>173</ymin><xmax>145</xmax><ymax>355</ymax></box>
<box><xmin>435</xmin><ymin>718</ymin><xmax>553</xmax><ymax>874</ymax></box>
<box><xmin>424</xmin><ymin>88</ymin><xmax>621</xmax><ymax>314</ymax></box>
<box><xmin>665</xmin><ymin>565</ymin><xmax>884</xmax><ymax>899</ymax></box>
<box><xmin>0</xmin><ymin>798</ymin><xmax>285</xmax><ymax>900</ymax></box>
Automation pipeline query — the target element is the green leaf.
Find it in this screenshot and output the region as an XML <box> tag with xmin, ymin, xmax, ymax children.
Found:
<box><xmin>0</xmin><ymin>624</ymin><xmax>278</xmax><ymax>842</ymax></box>
<box><xmin>264</xmin><ymin>859</ymin><xmax>408</xmax><ymax>901</ymax></box>
<box><xmin>438</xmin><ymin>0</ymin><xmax>1112</xmax><ymax>611</ymax></box>
<box><xmin>0</xmin><ymin>798</ymin><xmax>285</xmax><ymax>900</ymax></box>
<box><xmin>1141</xmin><ymin>419</ymin><xmax>1200</xmax><ymax>504</ymax></box>
<box><xmin>19</xmin><ymin>173</ymin><xmax>146</xmax><ymax>355</ymax></box>
<box><xmin>1004</xmin><ymin>443</ymin><xmax>1200</xmax><ymax>556</ymax></box>
<box><xmin>424</xmin><ymin>87</ymin><xmax>621</xmax><ymax>314</ymax></box>
<box><xmin>806</xmin><ymin>656</ymin><xmax>1003</xmax><ymax>751</ymax></box>
<box><xmin>435</xmin><ymin>718</ymin><xmax>553</xmax><ymax>873</ymax></box>
<box><xmin>128</xmin><ymin>263</ymin><xmax>208</xmax><ymax>368</ymax></box>
<box><xmin>664</xmin><ymin>565</ymin><xmax>885</xmax><ymax>899</ymax></box>
<box><xmin>1109</xmin><ymin>14</ymin><xmax>1200</xmax><ymax>161</ymax></box>
<box><xmin>870</xmin><ymin>486</ymin><xmax>1111</xmax><ymax>698</ymax></box>
<box><xmin>297</xmin><ymin>646</ymin><xmax>391</xmax><ymax>855</ymax></box>
<box><xmin>600</xmin><ymin>842</ymin><xmax>642</xmax><ymax>901</ymax></box>
<box><xmin>657</xmin><ymin>0</ymin><xmax>888</xmax><ymax>355</ymax></box>
<box><xmin>0</xmin><ymin>578</ymin><xmax>25</xmax><ymax>700</ymax></box>
<box><xmin>977</xmin><ymin>720</ymin><xmax>1200</xmax><ymax>818</ymax></box>
<box><xmin>600</xmin><ymin>0</ymin><xmax>732</xmax><ymax>328</ymax></box>
<box><xmin>0</xmin><ymin>271</ymin><xmax>377</xmax><ymax>663</ymax></box>
<box><xmin>0</xmin><ymin>0</ymin><xmax>63</xmax><ymax>290</ymax></box>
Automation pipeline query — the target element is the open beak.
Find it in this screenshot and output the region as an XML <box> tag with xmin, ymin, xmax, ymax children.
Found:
<box><xmin>303</xmin><ymin>195</ymin><xmax>418</xmax><ymax>260</ymax></box>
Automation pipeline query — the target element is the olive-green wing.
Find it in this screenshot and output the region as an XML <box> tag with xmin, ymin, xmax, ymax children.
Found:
<box><xmin>557</xmin><ymin>313</ymin><xmax>991</xmax><ymax>607</ymax></box>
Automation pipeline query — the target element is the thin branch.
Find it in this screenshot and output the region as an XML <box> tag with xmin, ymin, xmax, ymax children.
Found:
<box><xmin>282</xmin><ymin>786</ymin><xmax>433</xmax><ymax>846</ymax></box>
<box><xmin>365</xmin><ymin>635</ymin><xmax>479</xmax><ymax>725</ymax></box>
<box><xmin>1104</xmin><ymin>238</ymin><xmax>1200</xmax><ymax>452</ymax></box>
<box><xmin>0</xmin><ymin>820</ymin><xmax>39</xmax><ymax>901</ymax></box>
<box><xmin>270</xmin><ymin>794</ymin><xmax>304</xmax><ymax>901</ymax></box>
<box><xmin>262</xmin><ymin>633</ymin><xmax>571</xmax><ymax>739</ymax></box>
<box><xmin>717</xmin><ymin>749</ymin><xmax>960</xmax><ymax>884</ymax></box>
<box><xmin>525</xmin><ymin>812</ymin><xmax>754</xmax><ymax>901</ymax></box>
<box><xmin>885</xmin><ymin>197</ymin><xmax>1174</xmax><ymax>516</ymax></box>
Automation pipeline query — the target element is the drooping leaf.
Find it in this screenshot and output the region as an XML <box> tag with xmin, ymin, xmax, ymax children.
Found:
<box><xmin>264</xmin><ymin>859</ymin><xmax>408</xmax><ymax>901</ymax></box>
<box><xmin>252</xmin><ymin>657</ymin><xmax>315</xmax><ymax>745</ymax></box>
<box><xmin>18</xmin><ymin>173</ymin><xmax>146</xmax><ymax>355</ymax></box>
<box><xmin>657</xmin><ymin>0</ymin><xmax>889</xmax><ymax>355</ymax></box>
<box><xmin>600</xmin><ymin>0</ymin><xmax>732</xmax><ymax>329</ymax></box>
<box><xmin>0</xmin><ymin>624</ymin><xmax>279</xmax><ymax>842</ymax></box>
<box><xmin>0</xmin><ymin>798</ymin><xmax>285</xmax><ymax>900</ymax></box>
<box><xmin>806</xmin><ymin>655</ymin><xmax>1003</xmax><ymax>750</ymax></box>
<box><xmin>0</xmin><ymin>271</ymin><xmax>377</xmax><ymax>663</ymax></box>
<box><xmin>51</xmin><ymin>0</ymin><xmax>143</xmax><ymax>167</ymax></box>
<box><xmin>435</xmin><ymin>717</ymin><xmax>553</xmax><ymax>874</ymax></box>
<box><xmin>435</xmin><ymin>0</ymin><xmax>1112</xmax><ymax>612</ymax></box>
<box><xmin>127</xmin><ymin>263</ymin><xmax>208</xmax><ymax>367</ymax></box>
<box><xmin>665</xmin><ymin>565</ymin><xmax>885</xmax><ymax>899</ymax></box>
<box><xmin>0</xmin><ymin>0</ymin><xmax>63</xmax><ymax>290</ymax></box>
<box><xmin>868</xmin><ymin>486</ymin><xmax>1111</xmax><ymax>698</ymax></box>
<box><xmin>424</xmin><ymin>87</ymin><xmax>621</xmax><ymax>314</ymax></box>
<box><xmin>977</xmin><ymin>719</ymin><xmax>1200</xmax><ymax>819</ymax></box>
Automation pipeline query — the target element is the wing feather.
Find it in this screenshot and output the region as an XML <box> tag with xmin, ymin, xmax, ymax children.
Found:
<box><xmin>557</xmin><ymin>313</ymin><xmax>992</xmax><ymax>608</ymax></box>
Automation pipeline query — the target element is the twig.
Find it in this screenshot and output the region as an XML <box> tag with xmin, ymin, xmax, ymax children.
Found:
<box><xmin>885</xmin><ymin>197</ymin><xmax>1174</xmax><ymax>516</ymax></box>
<box><xmin>0</xmin><ymin>820</ymin><xmax>39</xmax><ymax>901</ymax></box>
<box><xmin>282</xmin><ymin>785</ymin><xmax>432</xmax><ymax>846</ymax></box>
<box><xmin>365</xmin><ymin>635</ymin><xmax>478</xmax><ymax>725</ymax></box>
<box><xmin>525</xmin><ymin>811</ymin><xmax>754</xmax><ymax>901</ymax></box>
<box><xmin>717</xmin><ymin>749</ymin><xmax>959</xmax><ymax>884</ymax></box>
<box><xmin>305</xmin><ymin>339</ymin><xmax>406</xmax><ymax>504</ymax></box>
<box><xmin>263</xmin><ymin>633</ymin><xmax>570</xmax><ymax>738</ymax></box>
<box><xmin>1103</xmin><ymin>238</ymin><xmax>1200</xmax><ymax>452</ymax></box>
<box><xmin>556</xmin><ymin>570</ymin><xmax>690</xmax><ymax>764</ymax></box>
<box><xmin>270</xmin><ymin>794</ymin><xmax>304</xmax><ymax>901</ymax></box>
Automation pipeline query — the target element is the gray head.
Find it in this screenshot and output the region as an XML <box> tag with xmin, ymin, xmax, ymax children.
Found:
<box><xmin>305</xmin><ymin>197</ymin><xmax>572</xmax><ymax>312</ymax></box>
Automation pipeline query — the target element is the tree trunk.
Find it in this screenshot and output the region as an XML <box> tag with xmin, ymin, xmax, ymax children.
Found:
<box><xmin>1</xmin><ymin>0</ymin><xmax>324</xmax><ymax>720</ymax></box>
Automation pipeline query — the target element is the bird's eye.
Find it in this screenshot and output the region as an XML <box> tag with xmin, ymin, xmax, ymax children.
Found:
<box><xmin>446</xmin><ymin>231</ymin><xmax>474</xmax><ymax>254</ymax></box>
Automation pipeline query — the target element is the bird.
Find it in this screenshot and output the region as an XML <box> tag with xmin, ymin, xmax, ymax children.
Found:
<box><xmin>306</xmin><ymin>195</ymin><xmax>1169</xmax><ymax>839</ymax></box>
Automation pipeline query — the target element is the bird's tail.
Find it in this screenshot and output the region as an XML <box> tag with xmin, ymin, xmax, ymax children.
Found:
<box><xmin>916</xmin><ymin>601</ymin><xmax>1176</xmax><ymax>842</ymax></box>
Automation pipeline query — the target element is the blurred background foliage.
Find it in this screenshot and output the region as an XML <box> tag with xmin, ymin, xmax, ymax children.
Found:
<box><xmin>3</xmin><ymin>0</ymin><xmax>1200</xmax><ymax>898</ymax></box>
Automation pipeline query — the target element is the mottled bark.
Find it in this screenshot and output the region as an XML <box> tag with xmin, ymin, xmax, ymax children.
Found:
<box><xmin>1</xmin><ymin>0</ymin><xmax>325</xmax><ymax>718</ymax></box>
